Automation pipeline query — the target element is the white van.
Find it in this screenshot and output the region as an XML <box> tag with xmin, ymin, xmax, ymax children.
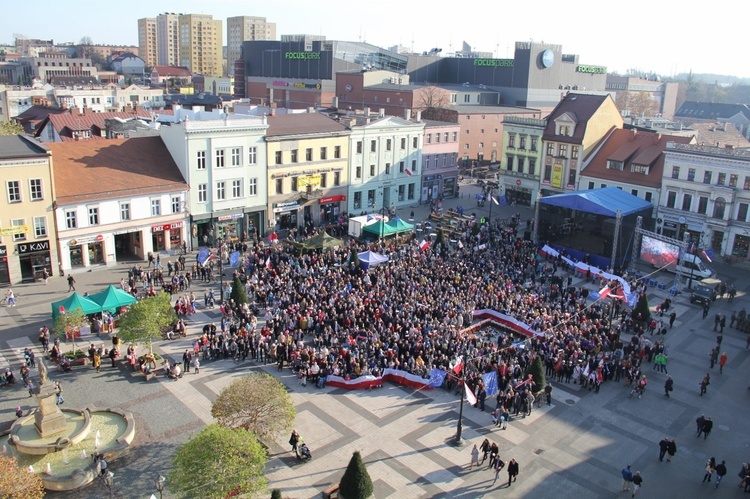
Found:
<box><xmin>663</xmin><ymin>253</ymin><xmax>713</xmax><ymax>279</ymax></box>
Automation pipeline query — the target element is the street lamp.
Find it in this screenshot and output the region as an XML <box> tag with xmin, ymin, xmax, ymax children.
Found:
<box><xmin>155</xmin><ymin>475</ymin><xmax>166</xmax><ymax>499</ymax></box>
<box><xmin>103</xmin><ymin>470</ymin><xmax>114</xmax><ymax>497</ymax></box>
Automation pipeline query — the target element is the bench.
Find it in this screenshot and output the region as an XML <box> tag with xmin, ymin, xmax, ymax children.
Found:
<box><xmin>322</xmin><ymin>484</ymin><xmax>339</xmax><ymax>499</ymax></box>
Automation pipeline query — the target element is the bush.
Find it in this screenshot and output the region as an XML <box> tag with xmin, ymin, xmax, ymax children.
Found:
<box><xmin>230</xmin><ymin>276</ymin><xmax>248</xmax><ymax>305</ymax></box>
<box><xmin>339</xmin><ymin>451</ymin><xmax>373</xmax><ymax>499</ymax></box>
<box><xmin>527</xmin><ymin>357</ymin><xmax>546</xmax><ymax>393</ymax></box>
<box><xmin>271</xmin><ymin>489</ymin><xmax>282</xmax><ymax>499</ymax></box>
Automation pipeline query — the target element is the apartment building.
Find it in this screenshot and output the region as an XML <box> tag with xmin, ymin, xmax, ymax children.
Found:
<box><xmin>227</xmin><ymin>16</ymin><xmax>276</xmax><ymax>76</ymax></box>
<box><xmin>137</xmin><ymin>18</ymin><xmax>158</xmax><ymax>68</ymax></box>
<box><xmin>157</xmin><ymin>13</ymin><xmax>180</xmax><ymax>67</ymax></box>
<box><xmin>178</xmin><ymin>14</ymin><xmax>223</xmax><ymax>77</ymax></box>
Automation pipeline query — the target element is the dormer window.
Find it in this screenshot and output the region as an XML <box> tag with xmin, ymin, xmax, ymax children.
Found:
<box><xmin>607</xmin><ymin>160</ymin><xmax>624</xmax><ymax>171</ymax></box>
<box><xmin>557</xmin><ymin>125</ymin><xmax>572</xmax><ymax>136</ymax></box>
<box><xmin>631</xmin><ymin>164</ymin><xmax>649</xmax><ymax>174</ymax></box>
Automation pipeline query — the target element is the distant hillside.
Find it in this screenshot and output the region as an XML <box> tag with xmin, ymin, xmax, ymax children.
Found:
<box><xmin>673</xmin><ymin>73</ymin><xmax>750</xmax><ymax>86</ymax></box>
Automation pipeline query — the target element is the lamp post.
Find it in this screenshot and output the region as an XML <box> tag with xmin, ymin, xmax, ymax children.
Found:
<box><xmin>486</xmin><ymin>185</ymin><xmax>496</xmax><ymax>245</ymax></box>
<box><xmin>454</xmin><ymin>361</ymin><xmax>466</xmax><ymax>445</ymax></box>
<box><xmin>155</xmin><ymin>475</ymin><xmax>166</xmax><ymax>499</ymax></box>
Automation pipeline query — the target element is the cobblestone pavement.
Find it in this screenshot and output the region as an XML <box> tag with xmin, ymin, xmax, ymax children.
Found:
<box><xmin>1</xmin><ymin>184</ymin><xmax>750</xmax><ymax>498</ymax></box>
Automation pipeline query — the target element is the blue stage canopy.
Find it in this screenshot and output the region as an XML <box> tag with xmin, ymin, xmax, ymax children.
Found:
<box><xmin>540</xmin><ymin>187</ymin><xmax>651</xmax><ymax>217</ymax></box>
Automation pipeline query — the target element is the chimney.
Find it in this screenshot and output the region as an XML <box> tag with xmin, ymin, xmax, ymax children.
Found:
<box><xmin>332</xmin><ymin>96</ymin><xmax>339</xmax><ymax>108</ymax></box>
<box><xmin>404</xmin><ymin>108</ymin><xmax>411</xmax><ymax>120</ymax></box>
<box><xmin>308</xmin><ymin>107</ymin><xmax>315</xmax><ymax>113</ymax></box>
<box><xmin>364</xmin><ymin>107</ymin><xmax>370</xmax><ymax>116</ymax></box>
<box><xmin>723</xmin><ymin>121</ymin><xmax>728</xmax><ymax>131</ymax></box>
<box><xmin>270</xmin><ymin>107</ymin><xmax>276</xmax><ymax>116</ymax></box>
<box><xmin>379</xmin><ymin>108</ymin><xmax>385</xmax><ymax>118</ymax></box>
<box><xmin>416</xmin><ymin>110</ymin><xmax>422</xmax><ymax>122</ymax></box>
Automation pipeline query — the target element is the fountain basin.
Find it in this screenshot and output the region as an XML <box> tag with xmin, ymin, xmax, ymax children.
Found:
<box><xmin>6</xmin><ymin>406</ymin><xmax>135</xmax><ymax>492</ymax></box>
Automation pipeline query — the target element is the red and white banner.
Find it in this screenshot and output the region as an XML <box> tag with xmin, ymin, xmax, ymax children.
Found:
<box><xmin>471</xmin><ymin>309</ymin><xmax>544</xmax><ymax>338</ymax></box>
<box><xmin>465</xmin><ymin>383</ymin><xmax>478</xmax><ymax>405</ymax></box>
<box><xmin>324</xmin><ymin>368</ymin><xmax>434</xmax><ymax>391</ymax></box>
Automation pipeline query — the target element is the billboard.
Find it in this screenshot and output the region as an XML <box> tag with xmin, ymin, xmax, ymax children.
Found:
<box><xmin>640</xmin><ymin>235</ymin><xmax>680</xmax><ymax>267</ymax></box>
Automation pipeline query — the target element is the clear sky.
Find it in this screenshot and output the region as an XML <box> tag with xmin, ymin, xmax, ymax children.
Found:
<box><xmin>3</xmin><ymin>0</ymin><xmax>747</xmax><ymax>79</ymax></box>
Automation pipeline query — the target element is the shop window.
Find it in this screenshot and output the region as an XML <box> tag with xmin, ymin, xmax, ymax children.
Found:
<box><xmin>6</xmin><ymin>180</ymin><xmax>20</xmax><ymax>203</ymax></box>
<box><xmin>33</xmin><ymin>216</ymin><xmax>46</xmax><ymax>237</ymax></box>
<box><xmin>151</xmin><ymin>199</ymin><xmax>161</xmax><ymax>216</ymax></box>
<box><xmin>65</xmin><ymin>210</ymin><xmax>77</xmax><ymax>229</ymax></box>
<box><xmin>120</xmin><ymin>203</ymin><xmax>131</xmax><ymax>220</ymax></box>
<box><xmin>197</xmin><ymin>184</ymin><xmax>207</xmax><ymax>203</ymax></box>
<box><xmin>88</xmin><ymin>207</ymin><xmax>99</xmax><ymax>225</ymax></box>
<box><xmin>12</xmin><ymin>219</ymin><xmax>25</xmax><ymax>241</ymax></box>
<box><xmin>367</xmin><ymin>189</ymin><xmax>375</xmax><ymax>207</ymax></box>
<box><xmin>353</xmin><ymin>191</ymin><xmax>362</xmax><ymax>209</ymax></box>
<box><xmin>248</xmin><ymin>178</ymin><xmax>258</xmax><ymax>196</ymax></box>
<box><xmin>398</xmin><ymin>185</ymin><xmax>405</xmax><ymax>201</ymax></box>
<box><xmin>29</xmin><ymin>179</ymin><xmax>43</xmax><ymax>200</ymax></box>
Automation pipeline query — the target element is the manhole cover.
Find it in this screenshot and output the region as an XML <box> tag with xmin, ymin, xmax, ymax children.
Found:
<box><xmin>566</xmin><ymin>399</ymin><xmax>576</xmax><ymax>405</ymax></box>
<box><xmin>534</xmin><ymin>448</ymin><xmax>545</xmax><ymax>455</ymax></box>
<box><xmin>718</xmin><ymin>424</ymin><xmax>729</xmax><ymax>431</ymax></box>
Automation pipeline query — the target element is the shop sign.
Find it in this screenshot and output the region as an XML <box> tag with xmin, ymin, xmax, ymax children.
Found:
<box><xmin>151</xmin><ymin>222</ymin><xmax>184</xmax><ymax>233</ymax></box>
<box><xmin>319</xmin><ymin>195</ymin><xmax>346</xmax><ymax>205</ymax></box>
<box><xmin>69</xmin><ymin>234</ymin><xmax>104</xmax><ymax>245</ymax></box>
<box><xmin>273</xmin><ymin>202</ymin><xmax>300</xmax><ymax>213</ymax></box>
<box><xmin>284</xmin><ymin>51</ymin><xmax>321</xmax><ymax>60</ymax></box>
<box><xmin>473</xmin><ymin>58</ymin><xmax>513</xmax><ymax>67</ymax></box>
<box><xmin>551</xmin><ymin>164</ymin><xmax>563</xmax><ymax>188</ymax></box>
<box><xmin>0</xmin><ymin>245</ymin><xmax>6</xmax><ymax>257</ymax></box>
<box><xmin>293</xmin><ymin>82</ymin><xmax>322</xmax><ymax>89</ymax></box>
<box><xmin>516</xmin><ymin>179</ymin><xmax>522</xmax><ymax>186</ymax></box>
<box><xmin>17</xmin><ymin>240</ymin><xmax>50</xmax><ymax>255</ymax></box>
<box><xmin>0</xmin><ymin>225</ymin><xmax>29</xmax><ymax>236</ymax></box>
<box><xmin>217</xmin><ymin>213</ymin><xmax>243</xmax><ymax>221</ymax></box>
<box><xmin>576</xmin><ymin>65</ymin><xmax>606</xmax><ymax>74</ymax></box>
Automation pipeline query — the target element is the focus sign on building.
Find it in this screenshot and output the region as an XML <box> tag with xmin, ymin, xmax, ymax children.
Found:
<box><xmin>285</xmin><ymin>52</ymin><xmax>321</xmax><ymax>60</ymax></box>
<box><xmin>473</xmin><ymin>58</ymin><xmax>514</xmax><ymax>67</ymax></box>
<box><xmin>576</xmin><ymin>65</ymin><xmax>606</xmax><ymax>74</ymax></box>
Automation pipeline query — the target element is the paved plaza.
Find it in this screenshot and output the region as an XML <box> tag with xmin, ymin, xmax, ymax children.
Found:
<box><xmin>2</xmin><ymin>185</ymin><xmax>750</xmax><ymax>498</ymax></box>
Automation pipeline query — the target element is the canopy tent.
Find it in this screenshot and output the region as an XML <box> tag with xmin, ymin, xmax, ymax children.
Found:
<box><xmin>539</xmin><ymin>187</ymin><xmax>652</xmax><ymax>217</ymax></box>
<box><xmin>385</xmin><ymin>216</ymin><xmax>414</xmax><ymax>234</ymax></box>
<box><xmin>51</xmin><ymin>292</ymin><xmax>102</xmax><ymax>319</ymax></box>
<box><xmin>358</xmin><ymin>250</ymin><xmax>389</xmax><ymax>270</ymax></box>
<box><xmin>89</xmin><ymin>285</ymin><xmax>138</xmax><ymax>313</ymax></box>
<box><xmin>298</xmin><ymin>231</ymin><xmax>345</xmax><ymax>250</ymax></box>
<box><xmin>362</xmin><ymin>220</ymin><xmax>401</xmax><ymax>238</ymax></box>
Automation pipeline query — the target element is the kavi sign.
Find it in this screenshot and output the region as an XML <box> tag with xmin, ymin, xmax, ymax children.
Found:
<box><xmin>152</xmin><ymin>222</ymin><xmax>184</xmax><ymax>233</ymax></box>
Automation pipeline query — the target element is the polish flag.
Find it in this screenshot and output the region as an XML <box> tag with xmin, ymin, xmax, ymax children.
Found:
<box><xmin>465</xmin><ymin>383</ymin><xmax>478</xmax><ymax>406</ymax></box>
<box><xmin>491</xmin><ymin>195</ymin><xmax>500</xmax><ymax>206</ymax></box>
<box><xmin>265</xmin><ymin>257</ymin><xmax>271</xmax><ymax>269</ymax></box>
<box><xmin>452</xmin><ymin>356</ymin><xmax>464</xmax><ymax>374</ymax></box>
<box><xmin>700</xmin><ymin>250</ymin><xmax>712</xmax><ymax>263</ymax></box>
<box><xmin>419</xmin><ymin>239</ymin><xmax>430</xmax><ymax>251</ymax></box>
<box><xmin>405</xmin><ymin>169</ymin><xmax>413</xmax><ymax>176</ymax></box>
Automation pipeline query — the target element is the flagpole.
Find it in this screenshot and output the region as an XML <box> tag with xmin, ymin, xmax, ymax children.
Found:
<box><xmin>454</xmin><ymin>356</ymin><xmax>466</xmax><ymax>445</ymax></box>
<box><xmin>488</xmin><ymin>188</ymin><xmax>493</xmax><ymax>246</ymax></box>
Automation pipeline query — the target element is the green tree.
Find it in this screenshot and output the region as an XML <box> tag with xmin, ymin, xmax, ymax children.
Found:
<box><xmin>271</xmin><ymin>489</ymin><xmax>282</xmax><ymax>499</ymax></box>
<box><xmin>117</xmin><ymin>292</ymin><xmax>176</xmax><ymax>353</ymax></box>
<box><xmin>211</xmin><ymin>373</ymin><xmax>296</xmax><ymax>440</ymax></box>
<box><xmin>0</xmin><ymin>454</ymin><xmax>45</xmax><ymax>499</ymax></box>
<box><xmin>229</xmin><ymin>276</ymin><xmax>247</xmax><ymax>305</ymax></box>
<box><xmin>169</xmin><ymin>424</ymin><xmax>267</xmax><ymax>499</ymax></box>
<box><xmin>527</xmin><ymin>356</ymin><xmax>545</xmax><ymax>394</ymax></box>
<box><xmin>51</xmin><ymin>308</ymin><xmax>89</xmax><ymax>355</ymax></box>
<box><xmin>632</xmin><ymin>293</ymin><xmax>651</xmax><ymax>323</ymax></box>
<box><xmin>338</xmin><ymin>451</ymin><xmax>373</xmax><ymax>499</ymax></box>
<box><xmin>0</xmin><ymin>121</ymin><xmax>24</xmax><ymax>136</ymax></box>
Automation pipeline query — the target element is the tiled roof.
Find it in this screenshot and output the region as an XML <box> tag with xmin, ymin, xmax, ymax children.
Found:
<box><xmin>47</xmin><ymin>137</ymin><xmax>188</xmax><ymax>204</ymax></box>
<box><xmin>675</xmin><ymin>101</ymin><xmax>750</xmax><ymax>121</ymax></box>
<box><xmin>0</xmin><ymin>135</ymin><xmax>49</xmax><ymax>159</ymax></box>
<box><xmin>582</xmin><ymin>129</ymin><xmax>694</xmax><ymax>188</ymax></box>
<box><xmin>687</xmin><ymin>122</ymin><xmax>750</xmax><ymax>148</ymax></box>
<box><xmin>152</xmin><ymin>66</ymin><xmax>192</xmax><ymax>77</ymax></box>
<box><xmin>543</xmin><ymin>93</ymin><xmax>610</xmax><ymax>143</ymax></box>
<box><xmin>14</xmin><ymin>106</ymin><xmax>68</xmax><ymax>133</ymax></box>
<box><xmin>43</xmin><ymin>111</ymin><xmax>163</xmax><ymax>140</ymax></box>
<box><xmin>266</xmin><ymin>113</ymin><xmax>349</xmax><ymax>137</ymax></box>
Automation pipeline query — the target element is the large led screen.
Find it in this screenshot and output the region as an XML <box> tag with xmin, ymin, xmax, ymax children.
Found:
<box><xmin>640</xmin><ymin>235</ymin><xmax>680</xmax><ymax>267</ymax></box>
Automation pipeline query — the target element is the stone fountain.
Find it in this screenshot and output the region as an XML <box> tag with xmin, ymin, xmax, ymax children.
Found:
<box><xmin>6</xmin><ymin>359</ymin><xmax>136</xmax><ymax>491</ymax></box>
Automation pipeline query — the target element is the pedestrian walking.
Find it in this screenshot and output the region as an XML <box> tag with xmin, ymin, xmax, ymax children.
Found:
<box><xmin>544</xmin><ymin>382</ymin><xmax>552</xmax><ymax>405</ymax></box>
<box><xmin>182</xmin><ymin>350</ymin><xmax>192</xmax><ymax>373</ymax></box>
<box><xmin>700</xmin><ymin>373</ymin><xmax>710</xmax><ymax>396</ymax></box>
<box><xmin>738</xmin><ymin>463</ymin><xmax>750</xmax><ymax>488</ymax></box>
<box><xmin>470</xmin><ymin>444</ymin><xmax>480</xmax><ymax>469</ymax></box>
<box><xmin>659</xmin><ymin>437</ymin><xmax>669</xmax><ymax>461</ymax></box>
<box><xmin>709</xmin><ymin>347</ymin><xmax>719</xmax><ymax>369</ymax></box>
<box><xmin>715</xmin><ymin>460</ymin><xmax>727</xmax><ymax>488</ymax></box>
<box><xmin>631</xmin><ymin>471</ymin><xmax>643</xmax><ymax>497</ymax></box>
<box><xmin>621</xmin><ymin>465</ymin><xmax>634</xmax><ymax>491</ymax></box>
<box><xmin>703</xmin><ymin>303</ymin><xmax>710</xmax><ymax>319</ymax></box>
<box><xmin>718</xmin><ymin>352</ymin><xmax>728</xmax><ymax>373</ymax></box>
<box><xmin>487</xmin><ymin>442</ymin><xmax>499</xmax><ymax>469</ymax></box>
<box><xmin>479</xmin><ymin>438</ymin><xmax>490</xmax><ymax>465</ymax></box>
<box><xmin>696</xmin><ymin>414</ymin><xmax>706</xmax><ymax>437</ymax></box>
<box><xmin>507</xmin><ymin>458</ymin><xmax>519</xmax><ymax>486</ymax></box>
<box><xmin>54</xmin><ymin>381</ymin><xmax>64</xmax><ymax>405</ymax></box>
<box><xmin>192</xmin><ymin>357</ymin><xmax>200</xmax><ymax>374</ymax></box>
<box><xmin>669</xmin><ymin>311</ymin><xmax>677</xmax><ymax>328</ymax></box>
<box><xmin>702</xmin><ymin>417</ymin><xmax>713</xmax><ymax>440</ymax></box>
<box><xmin>666</xmin><ymin>438</ymin><xmax>677</xmax><ymax>462</ymax></box>
<box><xmin>664</xmin><ymin>376</ymin><xmax>673</xmax><ymax>397</ymax></box>
<box><xmin>491</xmin><ymin>457</ymin><xmax>506</xmax><ymax>485</ymax></box>
<box><xmin>703</xmin><ymin>457</ymin><xmax>716</xmax><ymax>483</ymax></box>
<box><xmin>93</xmin><ymin>351</ymin><xmax>101</xmax><ymax>373</ymax></box>
<box><xmin>67</xmin><ymin>274</ymin><xmax>76</xmax><ymax>291</ymax></box>
<box><xmin>42</xmin><ymin>268</ymin><xmax>49</xmax><ymax>285</ymax></box>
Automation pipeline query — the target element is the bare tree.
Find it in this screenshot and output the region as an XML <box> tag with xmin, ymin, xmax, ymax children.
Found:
<box><xmin>615</xmin><ymin>91</ymin><xmax>659</xmax><ymax>117</ymax></box>
<box><xmin>416</xmin><ymin>84</ymin><xmax>449</xmax><ymax>109</ymax></box>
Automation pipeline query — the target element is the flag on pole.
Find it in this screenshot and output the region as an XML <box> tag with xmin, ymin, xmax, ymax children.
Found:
<box><xmin>199</xmin><ymin>253</ymin><xmax>216</xmax><ymax>268</ymax></box>
<box><xmin>458</xmin><ymin>240</ymin><xmax>464</xmax><ymax>249</ymax></box>
<box><xmin>428</xmin><ymin>368</ymin><xmax>447</xmax><ymax>388</ymax></box>
<box><xmin>265</xmin><ymin>257</ymin><xmax>271</xmax><ymax>269</ymax></box>
<box><xmin>465</xmin><ymin>383</ymin><xmax>478</xmax><ymax>406</ymax></box>
<box><xmin>700</xmin><ymin>250</ymin><xmax>712</xmax><ymax>263</ymax></box>
<box><xmin>419</xmin><ymin>239</ymin><xmax>430</xmax><ymax>251</ymax></box>
<box><xmin>452</xmin><ymin>356</ymin><xmax>464</xmax><ymax>374</ymax></box>
<box><xmin>405</xmin><ymin>169</ymin><xmax>413</xmax><ymax>176</ymax></box>
<box><xmin>491</xmin><ymin>195</ymin><xmax>500</xmax><ymax>206</ymax></box>
<box><xmin>482</xmin><ymin>371</ymin><xmax>499</xmax><ymax>396</ymax></box>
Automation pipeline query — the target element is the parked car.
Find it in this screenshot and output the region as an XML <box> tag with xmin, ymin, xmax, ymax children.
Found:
<box><xmin>690</xmin><ymin>284</ymin><xmax>717</xmax><ymax>306</ymax></box>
